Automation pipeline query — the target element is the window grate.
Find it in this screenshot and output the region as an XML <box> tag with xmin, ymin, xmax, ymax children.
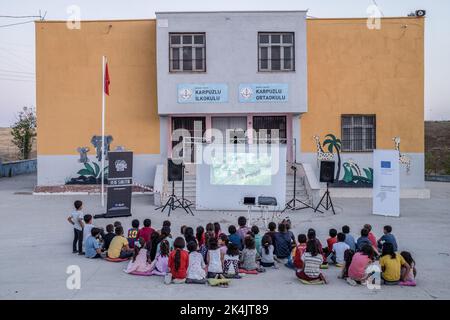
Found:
<box><xmin>341</xmin><ymin>115</ymin><xmax>376</xmax><ymax>152</ymax></box>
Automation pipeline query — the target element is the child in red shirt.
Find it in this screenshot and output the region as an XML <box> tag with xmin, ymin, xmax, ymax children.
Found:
<box><xmin>326</xmin><ymin>228</ymin><xmax>338</xmax><ymax>252</ymax></box>
<box><xmin>137</xmin><ymin>218</ymin><xmax>155</xmax><ymax>243</ymax></box>
<box><xmin>293</xmin><ymin>234</ymin><xmax>308</xmax><ymax>270</ymax></box>
<box><xmin>168</xmin><ymin>237</ymin><xmax>189</xmax><ymax>283</ymax></box>
<box><xmin>364</xmin><ymin>224</ymin><xmax>377</xmax><ymax>247</ymax></box>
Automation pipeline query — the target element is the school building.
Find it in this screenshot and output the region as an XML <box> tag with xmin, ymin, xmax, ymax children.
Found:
<box><xmin>35</xmin><ymin>11</ymin><xmax>427</xmax><ymax>202</ymax></box>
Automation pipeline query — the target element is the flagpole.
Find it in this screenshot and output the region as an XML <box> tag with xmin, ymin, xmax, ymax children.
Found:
<box><xmin>101</xmin><ymin>56</ymin><xmax>106</xmax><ymax>207</ymax></box>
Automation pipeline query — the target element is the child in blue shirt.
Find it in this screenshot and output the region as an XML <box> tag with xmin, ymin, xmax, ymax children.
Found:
<box><xmin>377</xmin><ymin>225</ymin><xmax>398</xmax><ymax>252</ymax></box>
<box><xmin>85</xmin><ymin>228</ymin><xmax>102</xmax><ymax>259</ymax></box>
<box><xmin>228</xmin><ymin>225</ymin><xmax>242</xmax><ymax>250</ymax></box>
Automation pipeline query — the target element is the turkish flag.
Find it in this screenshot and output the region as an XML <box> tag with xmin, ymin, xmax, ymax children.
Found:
<box><xmin>104</xmin><ymin>62</ymin><xmax>110</xmax><ymax>95</ymax></box>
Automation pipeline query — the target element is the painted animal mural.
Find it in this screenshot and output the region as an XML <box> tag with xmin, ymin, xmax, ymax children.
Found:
<box><xmin>314</xmin><ymin>134</ymin><xmax>374</xmax><ymax>187</ymax></box>
<box><xmin>66</xmin><ymin>135</ymin><xmax>112</xmax><ymax>185</ymax></box>
<box><xmin>313</xmin><ymin>135</ymin><xmax>334</xmax><ymax>166</ymax></box>
<box><xmin>393</xmin><ymin>137</ymin><xmax>411</xmax><ymax>174</ymax></box>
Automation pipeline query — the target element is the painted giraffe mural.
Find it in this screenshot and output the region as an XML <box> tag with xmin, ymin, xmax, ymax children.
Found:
<box><xmin>313</xmin><ymin>135</ymin><xmax>334</xmax><ymax>166</ymax></box>
<box><xmin>393</xmin><ymin>137</ymin><xmax>411</xmax><ymax>173</ymax></box>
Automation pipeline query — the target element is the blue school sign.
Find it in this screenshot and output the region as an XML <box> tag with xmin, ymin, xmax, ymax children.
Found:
<box><xmin>177</xmin><ymin>84</ymin><xmax>228</xmax><ymax>103</ymax></box>
<box><xmin>239</xmin><ymin>83</ymin><xmax>289</xmax><ymax>103</ymax></box>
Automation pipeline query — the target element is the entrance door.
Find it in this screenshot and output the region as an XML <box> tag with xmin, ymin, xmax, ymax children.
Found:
<box><xmin>212</xmin><ymin>116</ymin><xmax>247</xmax><ymax>144</ymax></box>
<box><xmin>172</xmin><ymin>117</ymin><xmax>206</xmax><ymax>163</ymax></box>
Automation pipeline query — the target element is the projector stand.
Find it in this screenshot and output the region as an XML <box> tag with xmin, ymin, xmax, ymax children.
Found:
<box><xmin>177</xmin><ymin>164</ymin><xmax>194</xmax><ymax>216</ymax></box>
<box><xmin>282</xmin><ymin>164</ymin><xmax>321</xmax><ymax>213</ymax></box>
<box><xmin>155</xmin><ymin>181</ymin><xmax>184</xmax><ymax>217</ymax></box>
<box><xmin>314</xmin><ymin>182</ymin><xmax>335</xmax><ymax>215</ymax></box>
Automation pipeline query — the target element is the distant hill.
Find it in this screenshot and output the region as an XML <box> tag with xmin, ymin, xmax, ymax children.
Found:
<box><xmin>425</xmin><ymin>121</ymin><xmax>450</xmax><ymax>175</ymax></box>
<box><xmin>0</xmin><ymin>127</ymin><xmax>37</xmax><ymax>162</ymax></box>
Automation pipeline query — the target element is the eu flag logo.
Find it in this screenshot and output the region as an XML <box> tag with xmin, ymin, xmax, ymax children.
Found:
<box><xmin>381</xmin><ymin>161</ymin><xmax>391</xmax><ymax>168</ymax></box>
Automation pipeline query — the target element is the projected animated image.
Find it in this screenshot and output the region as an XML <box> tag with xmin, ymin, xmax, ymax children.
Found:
<box><xmin>211</xmin><ymin>153</ymin><xmax>272</xmax><ymax>186</ymax></box>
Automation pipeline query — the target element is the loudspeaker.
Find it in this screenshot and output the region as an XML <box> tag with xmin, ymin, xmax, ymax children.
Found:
<box><xmin>415</xmin><ymin>9</ymin><xmax>426</xmax><ymax>17</ymax></box>
<box><xmin>168</xmin><ymin>159</ymin><xmax>183</xmax><ymax>181</ymax></box>
<box><xmin>319</xmin><ymin>161</ymin><xmax>335</xmax><ymax>183</ymax></box>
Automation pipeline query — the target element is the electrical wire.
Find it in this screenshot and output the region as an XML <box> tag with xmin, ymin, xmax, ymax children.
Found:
<box><xmin>0</xmin><ymin>20</ymin><xmax>35</xmax><ymax>28</ymax></box>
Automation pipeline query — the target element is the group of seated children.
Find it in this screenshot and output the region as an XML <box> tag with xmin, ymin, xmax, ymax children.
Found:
<box><xmin>68</xmin><ymin>200</ymin><xmax>416</xmax><ymax>287</ymax></box>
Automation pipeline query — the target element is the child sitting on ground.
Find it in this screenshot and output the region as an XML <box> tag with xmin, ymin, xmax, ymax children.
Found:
<box><xmin>380</xmin><ymin>242</ymin><xmax>410</xmax><ymax>285</ymax></box>
<box><xmin>67</xmin><ymin>200</ymin><xmax>85</xmax><ymax>255</ymax></box>
<box><xmin>293</xmin><ymin>234</ymin><xmax>307</xmax><ymax>270</ymax></box>
<box><xmin>196</xmin><ymin>226</ymin><xmax>205</xmax><ymax>247</ymax></box>
<box><xmin>296</xmin><ymin>240</ymin><xmax>327</xmax><ymax>284</ymax></box>
<box><xmin>184</xmin><ymin>226</ymin><xmax>196</xmax><ymax>244</ymax></box>
<box><xmin>377</xmin><ymin>225</ymin><xmax>398</xmax><ymax>252</ymax></box>
<box><xmin>228</xmin><ymin>225</ymin><xmax>242</xmax><ymax>250</ymax></box>
<box><xmin>206</xmin><ymin>237</ymin><xmax>224</xmax><ymax>279</ymax></box>
<box><xmin>223</xmin><ymin>243</ymin><xmax>241</xmax><ymax>278</ymax></box>
<box><xmin>237</xmin><ymin>216</ymin><xmax>250</xmax><ymax>242</ymax></box>
<box><xmin>324</xmin><ymin>228</ymin><xmax>338</xmax><ymax>256</ymax></box>
<box><xmin>331</xmin><ymin>233</ymin><xmax>350</xmax><ymax>266</ymax></box>
<box><xmin>240</xmin><ymin>236</ymin><xmax>265</xmax><ymax>273</ymax></box>
<box><xmin>149</xmin><ymin>239</ymin><xmax>169</xmax><ymax>276</ymax></box>
<box><xmin>214</xmin><ymin>222</ymin><xmax>223</xmax><ymax>239</ymax></box>
<box><xmin>273</xmin><ymin>223</ymin><xmax>293</xmax><ymax>263</ymax></box>
<box><xmin>82</xmin><ymin>214</ymin><xmax>95</xmax><ymax>252</ymax></box>
<box><xmin>137</xmin><ymin>218</ymin><xmax>155</xmax><ymax>244</ymax></box>
<box><xmin>307</xmin><ymin>229</ymin><xmax>326</xmax><ymax>267</ymax></box>
<box><xmin>85</xmin><ymin>227</ymin><xmax>103</xmax><ymax>259</ymax></box>
<box><xmin>168</xmin><ymin>237</ymin><xmax>189</xmax><ymax>284</ymax></box>
<box><xmin>186</xmin><ymin>241</ymin><xmax>207</xmax><ymax>284</ymax></box>
<box><xmin>364</xmin><ymin>224</ymin><xmax>377</xmax><ymax>248</ymax></box>
<box><xmin>346</xmin><ymin>244</ymin><xmax>375</xmax><ymax>285</ymax></box>
<box><xmin>102</xmin><ymin>224</ymin><xmax>116</xmax><ymax>252</ymax></box>
<box><xmin>260</xmin><ymin>234</ymin><xmax>277</xmax><ymax>268</ymax></box>
<box><xmin>124</xmin><ymin>237</ymin><xmax>152</xmax><ymax>274</ymax></box>
<box><xmin>357</xmin><ymin>228</ymin><xmax>376</xmax><ymax>253</ymax></box>
<box><xmin>107</xmin><ymin>226</ymin><xmax>134</xmax><ymax>259</ymax></box>
<box><xmin>218</xmin><ymin>233</ymin><xmax>229</xmax><ymax>256</ymax></box>
<box><xmin>342</xmin><ymin>225</ymin><xmax>356</xmax><ymax>251</ymax></box>
<box><xmin>127</xmin><ymin>219</ymin><xmax>140</xmax><ymax>249</ymax></box>
<box><xmin>156</xmin><ymin>226</ymin><xmax>174</xmax><ymax>255</ymax></box>
<box><xmin>399</xmin><ymin>251</ymin><xmax>417</xmax><ymax>286</ymax></box>
<box><xmin>251</xmin><ymin>225</ymin><xmax>262</xmax><ymax>254</ymax></box>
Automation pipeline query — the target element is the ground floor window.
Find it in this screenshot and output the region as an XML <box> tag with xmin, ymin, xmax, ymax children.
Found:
<box><xmin>341</xmin><ymin>115</ymin><xmax>376</xmax><ymax>152</ymax></box>
<box><xmin>253</xmin><ymin>116</ymin><xmax>287</xmax><ymax>144</ymax></box>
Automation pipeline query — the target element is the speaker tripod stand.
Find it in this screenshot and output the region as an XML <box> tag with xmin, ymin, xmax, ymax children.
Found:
<box><xmin>314</xmin><ymin>182</ymin><xmax>336</xmax><ymax>215</ymax></box>
<box><xmin>282</xmin><ymin>164</ymin><xmax>322</xmax><ymax>213</ymax></box>
<box><xmin>177</xmin><ymin>163</ymin><xmax>194</xmax><ymax>216</ymax></box>
<box><xmin>154</xmin><ymin>181</ymin><xmax>185</xmax><ymax>216</ymax></box>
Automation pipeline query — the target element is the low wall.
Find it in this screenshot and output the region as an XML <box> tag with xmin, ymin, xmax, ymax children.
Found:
<box><xmin>426</xmin><ymin>175</ymin><xmax>450</xmax><ymax>183</ymax></box>
<box><xmin>0</xmin><ymin>159</ymin><xmax>37</xmax><ymax>177</ymax></box>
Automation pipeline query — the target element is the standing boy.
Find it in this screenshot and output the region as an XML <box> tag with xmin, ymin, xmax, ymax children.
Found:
<box><xmin>67</xmin><ymin>200</ymin><xmax>84</xmax><ymax>255</ymax></box>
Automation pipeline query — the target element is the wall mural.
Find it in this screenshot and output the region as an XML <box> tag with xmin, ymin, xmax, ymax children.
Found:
<box><xmin>393</xmin><ymin>137</ymin><xmax>411</xmax><ymax>174</ymax></box>
<box><xmin>314</xmin><ymin>134</ymin><xmax>374</xmax><ymax>188</ymax></box>
<box><xmin>65</xmin><ymin>135</ymin><xmax>113</xmax><ymax>185</ymax></box>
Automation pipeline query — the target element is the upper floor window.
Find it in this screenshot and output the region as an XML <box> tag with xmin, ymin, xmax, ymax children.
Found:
<box><xmin>258</xmin><ymin>32</ymin><xmax>295</xmax><ymax>72</ymax></box>
<box><xmin>169</xmin><ymin>33</ymin><xmax>206</xmax><ymax>72</ymax></box>
<box><xmin>341</xmin><ymin>115</ymin><xmax>376</xmax><ymax>152</ymax></box>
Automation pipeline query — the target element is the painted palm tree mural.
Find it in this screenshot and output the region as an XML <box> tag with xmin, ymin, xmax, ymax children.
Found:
<box><xmin>322</xmin><ymin>134</ymin><xmax>342</xmax><ymax>181</ymax></box>
<box><xmin>315</xmin><ymin>134</ymin><xmax>374</xmax><ymax>187</ymax></box>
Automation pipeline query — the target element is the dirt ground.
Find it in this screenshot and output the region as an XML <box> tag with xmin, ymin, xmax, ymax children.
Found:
<box><xmin>0</xmin><ymin>173</ymin><xmax>450</xmax><ymax>300</ymax></box>
<box><xmin>0</xmin><ymin>127</ymin><xmax>37</xmax><ymax>162</ymax></box>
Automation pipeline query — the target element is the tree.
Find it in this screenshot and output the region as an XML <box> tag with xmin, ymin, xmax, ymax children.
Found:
<box><xmin>10</xmin><ymin>107</ymin><xmax>36</xmax><ymax>160</ymax></box>
<box><xmin>323</xmin><ymin>134</ymin><xmax>342</xmax><ymax>181</ymax></box>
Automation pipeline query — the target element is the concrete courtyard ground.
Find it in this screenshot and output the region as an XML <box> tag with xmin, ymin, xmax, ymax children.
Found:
<box><xmin>1</xmin><ymin>173</ymin><xmax>449</xmax><ymax>300</ymax></box>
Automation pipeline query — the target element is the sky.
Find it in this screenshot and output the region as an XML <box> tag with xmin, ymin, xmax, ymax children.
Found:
<box><xmin>0</xmin><ymin>0</ymin><xmax>449</xmax><ymax>126</ymax></box>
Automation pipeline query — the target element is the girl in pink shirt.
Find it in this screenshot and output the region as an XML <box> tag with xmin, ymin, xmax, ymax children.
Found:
<box><xmin>347</xmin><ymin>245</ymin><xmax>375</xmax><ymax>284</ymax></box>
<box><xmin>124</xmin><ymin>238</ymin><xmax>152</xmax><ymax>274</ymax></box>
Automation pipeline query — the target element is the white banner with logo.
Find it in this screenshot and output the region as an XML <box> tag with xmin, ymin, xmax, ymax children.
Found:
<box><xmin>372</xmin><ymin>149</ymin><xmax>400</xmax><ymax>217</ymax></box>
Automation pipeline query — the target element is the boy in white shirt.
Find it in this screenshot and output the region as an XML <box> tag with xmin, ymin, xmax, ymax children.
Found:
<box><xmin>67</xmin><ymin>200</ymin><xmax>84</xmax><ymax>254</ymax></box>
<box><xmin>331</xmin><ymin>233</ymin><xmax>351</xmax><ymax>265</ymax></box>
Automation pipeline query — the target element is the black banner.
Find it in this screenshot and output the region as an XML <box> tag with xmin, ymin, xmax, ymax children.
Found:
<box><xmin>105</xmin><ymin>151</ymin><xmax>133</xmax><ymax>218</ymax></box>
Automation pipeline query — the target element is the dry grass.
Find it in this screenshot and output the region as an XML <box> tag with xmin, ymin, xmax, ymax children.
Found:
<box><xmin>0</xmin><ymin>127</ymin><xmax>37</xmax><ymax>162</ymax></box>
